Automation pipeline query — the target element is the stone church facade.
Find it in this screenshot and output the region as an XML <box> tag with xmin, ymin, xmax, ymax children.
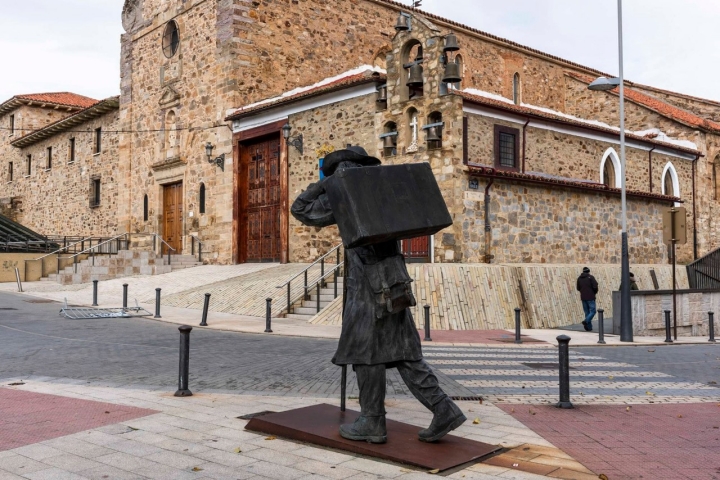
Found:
<box><xmin>2</xmin><ymin>0</ymin><xmax>719</xmax><ymax>268</ymax></box>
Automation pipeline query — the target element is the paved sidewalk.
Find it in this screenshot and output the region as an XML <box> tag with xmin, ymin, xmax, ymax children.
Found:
<box><xmin>0</xmin><ymin>379</ymin><xmax>571</xmax><ymax>480</ymax></box>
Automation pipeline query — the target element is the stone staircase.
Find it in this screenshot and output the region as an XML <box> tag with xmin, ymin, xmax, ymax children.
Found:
<box><xmin>41</xmin><ymin>250</ymin><xmax>202</xmax><ymax>285</ymax></box>
<box><xmin>285</xmin><ymin>276</ymin><xmax>343</xmax><ymax>321</ymax></box>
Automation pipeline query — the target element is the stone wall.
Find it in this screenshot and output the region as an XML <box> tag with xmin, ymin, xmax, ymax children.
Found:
<box><xmin>461</xmin><ymin>177</ymin><xmax>675</xmax><ymax>264</ymax></box>
<box><xmin>0</xmin><ymin>110</ymin><xmax>120</xmax><ymax>236</ymax></box>
<box><xmin>618</xmin><ymin>290</ymin><xmax>720</xmax><ymax>337</ymax></box>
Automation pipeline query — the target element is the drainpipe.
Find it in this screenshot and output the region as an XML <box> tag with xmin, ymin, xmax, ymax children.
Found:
<box><xmin>692</xmin><ymin>155</ymin><xmax>698</xmax><ymax>260</ymax></box>
<box><xmin>648</xmin><ymin>146</ymin><xmax>655</xmax><ymax>192</ymax></box>
<box><xmin>521</xmin><ymin>119</ymin><xmax>530</xmax><ymax>173</ymax></box>
<box><xmin>484</xmin><ymin>178</ymin><xmax>495</xmax><ymax>263</ymax></box>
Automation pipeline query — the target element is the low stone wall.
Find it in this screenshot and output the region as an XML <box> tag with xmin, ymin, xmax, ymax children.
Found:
<box><xmin>0</xmin><ymin>253</ymin><xmax>37</xmax><ymax>282</ymax></box>
<box><xmin>311</xmin><ymin>263</ymin><xmax>688</xmax><ymax>331</ymax></box>
<box><xmin>613</xmin><ymin>289</ymin><xmax>720</xmax><ymax>337</ymax></box>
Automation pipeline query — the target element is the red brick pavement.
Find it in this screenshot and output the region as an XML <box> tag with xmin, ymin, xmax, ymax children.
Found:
<box><xmin>419</xmin><ymin>329</ymin><xmax>546</xmax><ymax>344</ymax></box>
<box><xmin>0</xmin><ymin>388</ymin><xmax>157</xmax><ymax>451</ymax></box>
<box><xmin>498</xmin><ymin>403</ymin><xmax>720</xmax><ymax>479</ymax></box>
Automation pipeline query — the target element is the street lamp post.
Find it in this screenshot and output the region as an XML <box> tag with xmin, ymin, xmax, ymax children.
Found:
<box><xmin>588</xmin><ymin>0</ymin><xmax>633</xmax><ymax>342</ymax></box>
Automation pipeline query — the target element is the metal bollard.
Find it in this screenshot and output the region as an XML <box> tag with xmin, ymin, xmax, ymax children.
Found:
<box><xmin>423</xmin><ymin>305</ymin><xmax>432</xmax><ymax>341</ymax></box>
<box><xmin>514</xmin><ymin>308</ymin><xmax>522</xmax><ymax>344</ymax></box>
<box><xmin>316</xmin><ymin>283</ymin><xmax>321</xmax><ymax>313</ymax></box>
<box><xmin>122</xmin><ymin>284</ymin><xmax>128</xmax><ymax>310</ymax></box>
<box><xmin>664</xmin><ymin>310</ymin><xmax>673</xmax><ymax>343</ymax></box>
<box><xmin>200</xmin><ymin>293</ymin><xmax>211</xmax><ymax>326</ymax></box>
<box><xmin>92</xmin><ymin>280</ymin><xmax>99</xmax><ymax>306</ymax></box>
<box><xmin>597</xmin><ymin>309</ymin><xmax>606</xmax><ymax>344</ymax></box>
<box><xmin>556</xmin><ymin>335</ymin><xmax>573</xmax><ymax>409</ymax></box>
<box><xmin>174</xmin><ymin>325</ymin><xmax>193</xmax><ymax>397</ymax></box>
<box><xmin>709</xmin><ymin>311</ymin><xmax>716</xmax><ymax>343</ymax></box>
<box><xmin>265</xmin><ymin>298</ymin><xmax>273</xmax><ymax>333</ymax></box>
<box><xmin>154</xmin><ymin>288</ymin><xmax>162</xmax><ymax>318</ymax></box>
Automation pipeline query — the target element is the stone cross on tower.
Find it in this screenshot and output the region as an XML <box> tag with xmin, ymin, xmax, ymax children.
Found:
<box><xmin>407</xmin><ymin>114</ymin><xmax>419</xmax><ymax>153</ymax></box>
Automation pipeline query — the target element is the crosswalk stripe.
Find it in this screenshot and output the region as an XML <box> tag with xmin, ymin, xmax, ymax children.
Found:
<box><xmin>458</xmin><ymin>380</ymin><xmax>716</xmax><ymax>389</ymax></box>
<box><xmin>429</xmin><ymin>360</ymin><xmax>637</xmax><ymax>367</ymax></box>
<box><xmin>440</xmin><ymin>369</ymin><xmax>672</xmax><ymax>378</ymax></box>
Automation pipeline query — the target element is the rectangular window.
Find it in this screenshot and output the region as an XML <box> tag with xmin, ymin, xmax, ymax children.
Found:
<box><xmin>69</xmin><ymin>138</ymin><xmax>75</xmax><ymax>163</ymax></box>
<box><xmin>494</xmin><ymin>125</ymin><xmax>520</xmax><ymax>171</ymax></box>
<box><xmin>94</xmin><ymin>127</ymin><xmax>102</xmax><ymax>154</ymax></box>
<box><xmin>46</xmin><ymin>147</ymin><xmax>52</xmax><ymax>169</ymax></box>
<box><xmin>7</xmin><ymin>162</ymin><xmax>12</xmax><ymax>182</ymax></box>
<box><xmin>90</xmin><ymin>176</ymin><xmax>101</xmax><ymax>207</ymax></box>
<box><xmin>9</xmin><ymin>115</ymin><xmax>14</xmax><ymax>136</ymax></box>
<box><xmin>26</xmin><ymin>154</ymin><xmax>32</xmax><ymax>176</ymax></box>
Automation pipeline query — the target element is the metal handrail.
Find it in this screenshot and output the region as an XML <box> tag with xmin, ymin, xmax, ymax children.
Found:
<box><xmin>276</xmin><ymin>244</ymin><xmax>343</xmax><ymax>287</ymax></box>
<box><xmin>304</xmin><ymin>263</ymin><xmax>343</xmax><ymax>314</ymax></box>
<box><xmin>152</xmin><ymin>233</ymin><xmax>176</xmax><ymax>266</ymax></box>
<box><xmin>188</xmin><ymin>235</ymin><xmax>204</xmax><ymax>263</ymax></box>
<box><xmin>275</xmin><ymin>243</ymin><xmax>343</xmax><ymax>315</ymax></box>
<box><xmin>68</xmin><ymin>233</ymin><xmax>131</xmax><ymax>259</ymax></box>
<box><xmin>33</xmin><ymin>236</ymin><xmax>93</xmax><ymax>261</ymax></box>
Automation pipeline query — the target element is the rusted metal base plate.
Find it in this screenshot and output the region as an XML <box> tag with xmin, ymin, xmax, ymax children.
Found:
<box><xmin>245</xmin><ymin>403</ymin><xmax>501</xmax><ymax>471</ymax></box>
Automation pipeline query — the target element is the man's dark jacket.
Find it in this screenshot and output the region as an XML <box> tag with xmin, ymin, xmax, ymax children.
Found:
<box><xmin>576</xmin><ymin>273</ymin><xmax>599</xmax><ymax>301</ymax></box>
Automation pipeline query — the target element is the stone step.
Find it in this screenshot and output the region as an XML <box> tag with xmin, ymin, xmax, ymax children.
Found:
<box><xmin>308</xmin><ymin>293</ymin><xmax>339</xmax><ymax>302</ymax></box>
<box><xmin>293</xmin><ymin>306</ymin><xmax>328</xmax><ymax>315</ymax></box>
<box><xmin>300</xmin><ymin>300</ymin><xmax>333</xmax><ymax>309</ymax></box>
<box><xmin>286</xmin><ymin>313</ymin><xmax>315</xmax><ymax>321</ymax></box>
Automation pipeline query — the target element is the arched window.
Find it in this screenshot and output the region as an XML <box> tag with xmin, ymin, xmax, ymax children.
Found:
<box><xmin>199</xmin><ymin>183</ymin><xmax>206</xmax><ymax>214</ymax></box>
<box><xmin>662</xmin><ymin>162</ymin><xmax>680</xmax><ymax>198</ymax></box>
<box><xmin>381</xmin><ymin>122</ymin><xmax>397</xmax><ymax>157</ymax></box>
<box><xmin>406</xmin><ymin>108</ymin><xmax>420</xmax><ymax>153</ymax></box>
<box><xmin>143</xmin><ymin>194</ymin><xmax>149</xmax><ymax>221</ymax></box>
<box><xmin>600</xmin><ymin>148</ymin><xmax>621</xmax><ymax>188</ymax></box>
<box><xmin>401</xmin><ymin>40</ymin><xmax>423</xmax><ymax>102</ymax></box>
<box><xmin>425</xmin><ymin>112</ymin><xmax>443</xmax><ymax>149</ymax></box>
<box><xmin>372</xmin><ymin>46</ymin><xmax>390</xmax><ymax>71</ymax></box>
<box><xmin>513</xmin><ymin>73</ymin><xmax>521</xmax><ymax>105</ymax></box>
<box><xmin>162</xmin><ymin>20</ymin><xmax>180</xmax><ymax>58</ymax></box>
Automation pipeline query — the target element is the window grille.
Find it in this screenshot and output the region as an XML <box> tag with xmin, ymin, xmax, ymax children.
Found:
<box><xmin>494</xmin><ymin>125</ymin><xmax>520</xmax><ymax>171</ymax></box>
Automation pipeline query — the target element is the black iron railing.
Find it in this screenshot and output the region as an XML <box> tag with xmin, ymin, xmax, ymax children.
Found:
<box><xmin>687</xmin><ymin>247</ymin><xmax>720</xmax><ymax>289</ymax></box>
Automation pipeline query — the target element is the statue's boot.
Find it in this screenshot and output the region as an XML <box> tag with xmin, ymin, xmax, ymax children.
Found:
<box><xmin>340</xmin><ymin>364</ymin><xmax>387</xmax><ymax>444</ymax></box>
<box><xmin>339</xmin><ymin>414</ymin><xmax>387</xmax><ymax>444</ymax></box>
<box><xmin>395</xmin><ymin>359</ymin><xmax>467</xmax><ymax>442</ymax></box>
<box><xmin>417</xmin><ymin>397</ymin><xmax>467</xmax><ymax>443</ymax></box>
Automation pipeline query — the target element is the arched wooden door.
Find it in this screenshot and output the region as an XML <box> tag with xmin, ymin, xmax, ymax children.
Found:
<box><xmin>239</xmin><ymin>136</ymin><xmax>281</xmax><ymax>262</ymax></box>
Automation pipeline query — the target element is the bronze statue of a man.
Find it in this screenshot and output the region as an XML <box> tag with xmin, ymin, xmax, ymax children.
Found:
<box><xmin>291</xmin><ymin>146</ymin><xmax>466</xmax><ymax>444</ymax></box>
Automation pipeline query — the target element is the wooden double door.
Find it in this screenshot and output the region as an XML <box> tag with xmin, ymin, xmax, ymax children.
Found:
<box><xmin>163</xmin><ymin>182</ymin><xmax>183</xmax><ymax>254</ymax></box>
<box><xmin>239</xmin><ymin>137</ymin><xmax>281</xmax><ymax>262</ymax></box>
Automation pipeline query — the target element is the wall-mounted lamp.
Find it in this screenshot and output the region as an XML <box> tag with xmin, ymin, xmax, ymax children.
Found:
<box><xmin>282</xmin><ymin>123</ymin><xmax>304</xmax><ymax>155</ymax></box>
<box><xmin>205</xmin><ymin>142</ymin><xmax>225</xmax><ymax>172</ymax></box>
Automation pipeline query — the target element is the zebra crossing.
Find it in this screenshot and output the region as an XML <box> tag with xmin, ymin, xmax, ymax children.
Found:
<box><xmin>424</xmin><ymin>345</ymin><xmax>720</xmax><ymax>404</ymax></box>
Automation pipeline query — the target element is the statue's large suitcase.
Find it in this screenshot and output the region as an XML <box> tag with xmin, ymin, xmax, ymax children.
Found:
<box><xmin>324</xmin><ymin>162</ymin><xmax>453</xmax><ymax>249</ymax></box>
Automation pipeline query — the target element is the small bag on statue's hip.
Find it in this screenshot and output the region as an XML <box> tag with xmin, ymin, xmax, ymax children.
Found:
<box><xmin>363</xmin><ymin>254</ymin><xmax>417</xmax><ymax>318</ymax></box>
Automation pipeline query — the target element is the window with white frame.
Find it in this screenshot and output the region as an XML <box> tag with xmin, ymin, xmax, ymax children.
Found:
<box><xmin>600</xmin><ymin>148</ymin><xmax>621</xmax><ymax>188</ymax></box>
<box><xmin>661</xmin><ymin>162</ymin><xmax>680</xmax><ymax>198</ymax></box>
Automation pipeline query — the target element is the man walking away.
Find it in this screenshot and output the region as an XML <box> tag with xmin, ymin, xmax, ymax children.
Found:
<box><xmin>577</xmin><ymin>267</ymin><xmax>598</xmax><ymax>331</ymax></box>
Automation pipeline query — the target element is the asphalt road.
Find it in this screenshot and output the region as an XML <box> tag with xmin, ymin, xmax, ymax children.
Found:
<box><xmin>1</xmin><ymin>291</ymin><xmax>718</xmax><ymax>400</ymax></box>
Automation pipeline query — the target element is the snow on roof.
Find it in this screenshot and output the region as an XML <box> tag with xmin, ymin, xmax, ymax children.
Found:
<box><xmin>228</xmin><ymin>65</ymin><xmax>386</xmax><ymax>117</ymax></box>
<box><xmin>462</xmin><ymin>87</ymin><xmax>698</xmax><ymax>151</ymax></box>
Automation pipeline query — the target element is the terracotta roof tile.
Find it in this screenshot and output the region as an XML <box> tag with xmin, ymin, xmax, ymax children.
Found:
<box><xmin>13</xmin><ymin>92</ymin><xmax>98</xmax><ymax>109</ymax></box>
<box><xmin>565</xmin><ymin>72</ymin><xmax>720</xmax><ymax>134</ymax></box>
<box><xmin>226</xmin><ymin>71</ymin><xmax>385</xmax><ymax>121</ymax></box>
<box><xmin>457</xmin><ymin>90</ymin><xmax>701</xmax><ymax>155</ymax></box>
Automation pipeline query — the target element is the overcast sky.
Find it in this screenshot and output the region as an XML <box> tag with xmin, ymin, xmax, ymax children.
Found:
<box><xmin>1</xmin><ymin>0</ymin><xmax>718</xmax><ymax>103</ymax></box>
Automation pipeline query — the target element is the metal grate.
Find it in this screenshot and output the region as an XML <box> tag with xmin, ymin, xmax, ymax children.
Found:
<box><xmin>24</xmin><ymin>299</ymin><xmax>58</xmax><ymax>304</ymax></box>
<box><xmin>450</xmin><ymin>396</ymin><xmax>484</xmax><ymax>402</ymax></box>
<box><xmin>0</xmin><ymin>308</ymin><xmax>17</xmax><ymax>310</ymax></box>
